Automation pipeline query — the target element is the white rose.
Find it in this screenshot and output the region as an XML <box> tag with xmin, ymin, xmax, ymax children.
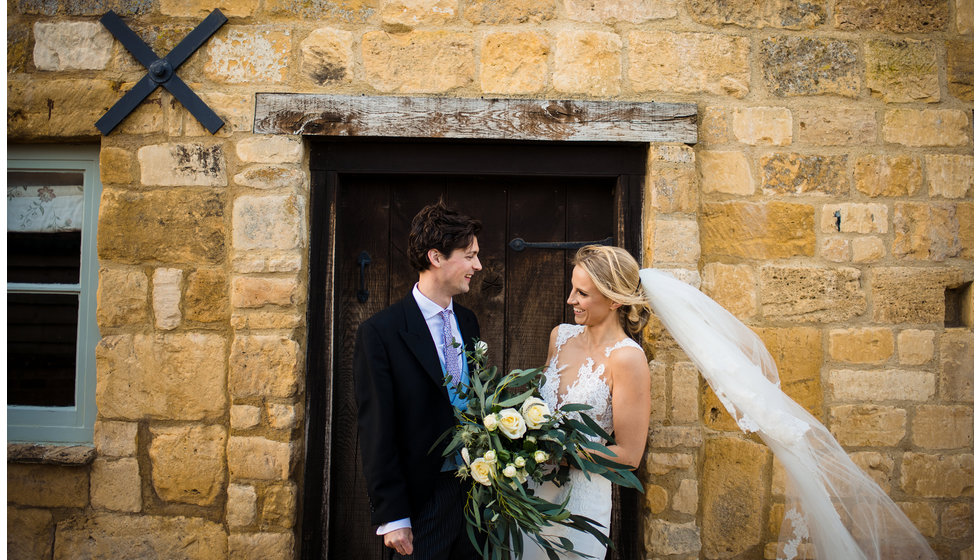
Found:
<box><xmin>534</xmin><ymin>450</ymin><xmax>549</xmax><ymax>464</ymax></box>
<box><xmin>497</xmin><ymin>408</ymin><xmax>527</xmax><ymax>440</ymax></box>
<box><xmin>516</xmin><ymin>469</ymin><xmax>528</xmax><ymax>484</ymax></box>
<box><xmin>483</xmin><ymin>413</ymin><xmax>499</xmax><ymax>431</ymax></box>
<box><xmin>470</xmin><ymin>458</ymin><xmax>493</xmax><ymax>486</ymax></box>
<box><xmin>484</xmin><ymin>449</ymin><xmax>497</xmax><ymax>463</ymax></box>
<box><xmin>514</xmin><ymin>456</ymin><xmax>526</xmax><ymax>468</ymax></box>
<box><xmin>474</xmin><ymin>340</ymin><xmax>488</xmax><ymax>359</ymax></box>
<box><xmin>503</xmin><ymin>464</ymin><xmax>517</xmax><ymax>478</ymax></box>
<box><xmin>520</xmin><ymin>397</ymin><xmax>551</xmax><ymax>430</ymax></box>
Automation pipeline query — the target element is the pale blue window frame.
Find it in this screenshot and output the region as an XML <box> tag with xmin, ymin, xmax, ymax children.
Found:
<box><xmin>7</xmin><ymin>144</ymin><xmax>102</xmax><ymax>444</ymax></box>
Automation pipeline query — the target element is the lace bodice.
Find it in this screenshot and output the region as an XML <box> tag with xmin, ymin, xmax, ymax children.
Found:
<box><xmin>539</xmin><ymin>324</ymin><xmax>643</xmax><ymax>441</ymax></box>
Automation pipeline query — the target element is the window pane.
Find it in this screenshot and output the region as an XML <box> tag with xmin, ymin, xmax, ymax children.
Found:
<box><xmin>8</xmin><ymin>170</ymin><xmax>85</xmax><ymax>233</ymax></box>
<box><xmin>7</xmin><ymin>292</ymin><xmax>79</xmax><ymax>407</ymax></box>
<box><xmin>7</xmin><ymin>231</ymin><xmax>82</xmax><ymax>284</ymax></box>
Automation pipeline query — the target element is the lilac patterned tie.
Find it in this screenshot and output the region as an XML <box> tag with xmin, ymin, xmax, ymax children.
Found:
<box><xmin>439</xmin><ymin>309</ymin><xmax>461</xmax><ymax>386</ymax></box>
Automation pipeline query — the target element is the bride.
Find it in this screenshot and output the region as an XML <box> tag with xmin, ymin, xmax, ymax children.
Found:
<box><xmin>521</xmin><ymin>245</ymin><xmax>652</xmax><ymax>560</ymax></box>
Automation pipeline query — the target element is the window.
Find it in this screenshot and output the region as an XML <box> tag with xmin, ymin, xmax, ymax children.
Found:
<box><xmin>7</xmin><ymin>145</ymin><xmax>102</xmax><ymax>444</ymax></box>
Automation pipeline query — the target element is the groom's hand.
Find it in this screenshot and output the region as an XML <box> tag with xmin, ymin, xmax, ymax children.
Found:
<box><xmin>384</xmin><ymin>527</ymin><xmax>413</xmax><ymax>556</ymax></box>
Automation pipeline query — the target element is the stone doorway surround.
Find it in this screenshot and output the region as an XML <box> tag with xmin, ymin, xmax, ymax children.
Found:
<box><xmin>253</xmin><ymin>93</ymin><xmax>701</xmax><ymax>557</ymax></box>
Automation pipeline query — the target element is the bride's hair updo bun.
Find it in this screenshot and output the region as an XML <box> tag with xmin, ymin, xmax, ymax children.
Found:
<box><xmin>572</xmin><ymin>245</ymin><xmax>651</xmax><ymax>337</ymax></box>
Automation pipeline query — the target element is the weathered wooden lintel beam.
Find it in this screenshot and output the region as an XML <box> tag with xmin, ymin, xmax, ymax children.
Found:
<box><xmin>253</xmin><ymin>94</ymin><xmax>697</xmax><ymax>144</ymax></box>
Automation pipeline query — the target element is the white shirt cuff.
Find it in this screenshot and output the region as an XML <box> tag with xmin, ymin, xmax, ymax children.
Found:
<box><xmin>377</xmin><ymin>518</ymin><xmax>412</xmax><ymax>535</ymax></box>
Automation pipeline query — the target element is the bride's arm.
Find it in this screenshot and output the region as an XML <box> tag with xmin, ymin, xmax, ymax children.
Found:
<box><xmin>600</xmin><ymin>348</ymin><xmax>651</xmax><ymax>469</ymax></box>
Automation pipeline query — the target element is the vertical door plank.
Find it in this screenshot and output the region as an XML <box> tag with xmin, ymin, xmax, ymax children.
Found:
<box><xmin>562</xmin><ymin>177</ymin><xmax>617</xmax><ymax>326</ymax></box>
<box><xmin>389</xmin><ymin>177</ymin><xmax>446</xmax><ymax>302</ymax></box>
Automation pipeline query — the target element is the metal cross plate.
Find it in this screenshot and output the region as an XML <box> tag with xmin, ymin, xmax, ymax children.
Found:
<box><xmin>95</xmin><ymin>9</ymin><xmax>227</xmax><ymax>135</ymax></box>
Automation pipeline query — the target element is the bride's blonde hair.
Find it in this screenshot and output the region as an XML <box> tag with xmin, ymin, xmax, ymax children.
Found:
<box><xmin>573</xmin><ymin>245</ymin><xmax>651</xmax><ymax>337</ymax></box>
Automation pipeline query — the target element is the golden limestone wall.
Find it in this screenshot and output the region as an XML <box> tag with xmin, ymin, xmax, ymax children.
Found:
<box><xmin>6</xmin><ymin>0</ymin><xmax>973</xmax><ymax>558</ymax></box>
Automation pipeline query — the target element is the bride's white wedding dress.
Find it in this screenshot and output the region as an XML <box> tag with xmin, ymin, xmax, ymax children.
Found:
<box><xmin>521</xmin><ymin>323</ymin><xmax>642</xmax><ymax>560</ymax></box>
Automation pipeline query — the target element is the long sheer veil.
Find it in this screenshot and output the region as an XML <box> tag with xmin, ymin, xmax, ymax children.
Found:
<box><xmin>639</xmin><ymin>268</ymin><xmax>937</xmax><ymax>560</ymax></box>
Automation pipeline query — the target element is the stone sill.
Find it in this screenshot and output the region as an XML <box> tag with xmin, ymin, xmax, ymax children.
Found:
<box><xmin>8</xmin><ymin>443</ymin><xmax>96</xmax><ymax>466</ymax></box>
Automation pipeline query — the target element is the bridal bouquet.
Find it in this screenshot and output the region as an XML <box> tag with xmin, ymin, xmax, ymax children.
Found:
<box><xmin>434</xmin><ymin>340</ymin><xmax>643</xmax><ymax>560</ymax></box>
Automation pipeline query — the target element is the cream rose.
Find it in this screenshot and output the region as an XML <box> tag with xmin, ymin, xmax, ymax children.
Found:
<box><xmin>534</xmin><ymin>450</ymin><xmax>549</xmax><ymax>464</ymax></box>
<box><xmin>497</xmin><ymin>408</ymin><xmax>527</xmax><ymax>440</ymax></box>
<box><xmin>514</xmin><ymin>456</ymin><xmax>526</xmax><ymax>468</ymax></box>
<box><xmin>474</xmin><ymin>340</ymin><xmax>488</xmax><ymax>360</ymax></box>
<box><xmin>470</xmin><ymin>457</ymin><xmax>493</xmax><ymax>486</ymax></box>
<box><xmin>520</xmin><ymin>397</ymin><xmax>551</xmax><ymax>430</ymax></box>
<box><xmin>484</xmin><ymin>449</ymin><xmax>497</xmax><ymax>463</ymax></box>
<box><xmin>502</xmin><ymin>464</ymin><xmax>517</xmax><ymax>478</ymax></box>
<box><xmin>483</xmin><ymin>413</ymin><xmax>499</xmax><ymax>431</ymax></box>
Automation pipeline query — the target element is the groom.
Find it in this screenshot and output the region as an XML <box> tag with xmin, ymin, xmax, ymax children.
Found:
<box><xmin>353</xmin><ymin>201</ymin><xmax>483</xmax><ymax>559</ymax></box>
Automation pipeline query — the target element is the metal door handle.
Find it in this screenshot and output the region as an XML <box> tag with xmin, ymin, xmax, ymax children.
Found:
<box><xmin>357</xmin><ymin>251</ymin><xmax>371</xmax><ymax>303</ymax></box>
<box><xmin>508</xmin><ymin>237</ymin><xmax>613</xmax><ymax>252</ymax></box>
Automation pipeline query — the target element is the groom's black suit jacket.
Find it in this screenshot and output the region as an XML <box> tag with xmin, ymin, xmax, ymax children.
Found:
<box><xmin>353</xmin><ymin>291</ymin><xmax>480</xmax><ymax>526</ymax></box>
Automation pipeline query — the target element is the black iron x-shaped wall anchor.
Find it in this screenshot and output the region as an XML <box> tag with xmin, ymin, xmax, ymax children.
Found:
<box><xmin>95</xmin><ymin>9</ymin><xmax>227</xmax><ymax>135</ymax></box>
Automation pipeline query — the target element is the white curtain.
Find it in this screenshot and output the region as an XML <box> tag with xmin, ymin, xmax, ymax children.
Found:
<box><xmin>7</xmin><ymin>185</ymin><xmax>84</xmax><ymax>232</ymax></box>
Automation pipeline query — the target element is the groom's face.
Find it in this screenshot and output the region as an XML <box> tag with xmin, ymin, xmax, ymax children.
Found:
<box><xmin>433</xmin><ymin>237</ymin><xmax>482</xmax><ymax>297</ymax></box>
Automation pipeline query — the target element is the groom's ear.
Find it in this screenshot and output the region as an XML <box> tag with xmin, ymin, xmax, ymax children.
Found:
<box><xmin>427</xmin><ymin>248</ymin><xmax>442</xmax><ymax>268</ymax></box>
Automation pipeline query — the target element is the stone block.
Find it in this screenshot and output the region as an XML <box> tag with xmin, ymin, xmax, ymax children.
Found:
<box><xmin>231</xmin><ymin>405</ymin><xmax>263</xmax><ymax>430</ymax></box>
<box><xmin>228</xmin><ymin>532</ymin><xmax>294</xmax><ymax>560</ymax></box>
<box><xmin>8</xmin><ymin>464</ymin><xmax>89</xmax><ymax>508</ymax></box>
<box><xmin>652</xmin><ymin>219</ymin><xmax>700</xmax><ymax>264</ymax></box>
<box><xmin>761</xmin><ymin>153</ymin><xmax>847</xmax><ymax>196</ymax></box>
<box><xmin>205</xmin><ymin>27</ymin><xmax>290</xmax><ymax>84</ymax></box>
<box><xmin>7</xmin><ymin>76</ymin><xmax>116</xmax><ymax>139</ymax></box>
<box><xmin>829</xmin><ymin>405</ymin><xmax>906</xmax><ymax>447</ymax></box>
<box><xmin>849</xmin><ymin>451</ymin><xmax>895</xmax><ymax>491</ymax></box>
<box><xmin>231</xmin><ymin>311</ymin><xmax>305</xmax><ymax>330</ymax></box>
<box><xmin>940</xmin><ymin>329</ymin><xmax>973</xmax><ymax>402</ymax></box>
<box><xmin>701</xmin><ymin>262</ymin><xmax>756</xmax><ymax>319</ymax></box>
<box><xmin>646</xmin><ymin>453</ymin><xmax>693</xmax><ymax>476</ymax></box>
<box><xmin>955</xmin><ymin>0</ymin><xmax>973</xmax><ymax>33</ymax></box>
<box><xmin>301</xmin><ymin>27</ymin><xmax>354</xmax><ymax>85</ymax></box>
<box><xmin>899</xmin><ymin>502</ymin><xmax>938</xmax><ymax>537</ymax></box>
<box><xmin>957</xmin><ymin>203</ymin><xmax>973</xmax><ymax>260</ymax></box>
<box><xmin>96</xmin><ymin>333</ymin><xmax>227</xmax><ymax>421</ymax></box>
<box><xmin>138</xmin><ymin>144</ymin><xmax>227</xmax><ymax>187</ymax></box>
<box><xmin>893</xmin><ymin>202</ymin><xmax>964</xmax><ymax>261</ymax></box>
<box><xmin>53</xmin><ymin>513</ymin><xmax>227</xmax><ymax>559</ymax></box>
<box><xmin>883</xmin><ymin>109</ymin><xmax>971</xmax><ymax>147</ymax></box>
<box><xmin>733</xmin><ymin>107</ymin><xmax>792</xmax><ymax>146</ymax></box>
<box><xmin>820</xmin><ymin>203</ymin><xmax>888</xmax><ymax>234</ymax></box>
<box><xmin>462</xmin><ymin>0</ymin><xmax>555</xmax><ymax>23</ymax></box>
<box><xmin>237</xmin><ymin>136</ymin><xmax>303</xmax><ymax>165</ymax></box>
<box><xmin>828</xmin><ymin>327</ymin><xmax>894</xmax><ymax>364</ymax></box>
<box><xmin>261</xmin><ymin>482</ymin><xmax>298</xmax><ymax>528</ymax></box>
<box><xmin>834</xmin><ymin>0</ymin><xmax>948</xmax><ymax>32</ymax></box>
<box><xmin>645</xmin><ymin>484</ymin><xmax>668</xmax><ymax>513</ymax></box>
<box><xmin>228</xmin><ymin>437</ymin><xmax>294</xmax><ymax>480</ymax></box>
<box><xmin>94</xmin><ymin>420</ymin><xmax>138</xmax><ymax>457</ymax></box>
<box><xmin>149</xmin><ymin>424</ymin><xmax>227</xmax><ymax>506</ymax></box>
<box><xmin>262</xmin><ymin>0</ymin><xmax>376</xmax><ymax>21</ymax></box>
<box><xmin>796</xmin><ymin>106</ymin><xmax>877</xmax><ymax>146</ymax></box>
<box><xmin>100</xmin><ymin>147</ymin><xmax>134</xmax><ymax>185</ymax></box>
<box><xmin>234</xmin><ymin>166</ymin><xmax>306</xmax><ymax>191</ymax></box>
<box><xmin>827</xmin><ymin>370</ymin><xmax>935</xmax><ymax>402</ymax></box>
<box><xmin>760</xmin><ymin>266</ymin><xmax>865</xmax><ymax>322</ymax></box>
<box><xmin>8</xmin><ymin>23</ymin><xmax>31</xmax><ymax>74</ymax></box>
<box><xmin>649</xmin><ymin>426</ymin><xmax>703</xmax><ymax>448</ymax></box>
<box><xmin>152</xmin><ymin>268</ymin><xmax>183</xmax><ymax>330</ymax></box>
<box><xmin>700</xmin><ymin>106</ymin><xmax>728</xmax><ymax>144</ymax></box>
<box><xmin>926</xmin><ymin>155</ymin><xmax>973</xmax><ymax>199</ymax></box>
<box><xmin>233</xmin><ymin>195</ymin><xmax>306</xmax><ymax>251</ymax></box>
<box><xmin>687</xmin><ymin>0</ymin><xmax>824</xmax><ymax>29</ymax></box>
<box><xmin>90</xmin><ymin>458</ymin><xmax>141</xmax><ymax>512</ymax></box>
<box><xmin>673</xmin><ymin>478</ymin><xmax>698</xmax><ymax>515</ymax></box>
<box><xmin>480</xmin><ymin>32</ymin><xmax>549</xmax><ymax>95</ymax></box>
<box><xmin>820</xmin><ymin>237</ymin><xmax>850</xmax><ymax>262</ymax></box>
<box><xmin>97</xmin><ymin>267</ymin><xmax>149</xmax><ymax>328</ymax></box>
<box><xmin>871</xmin><ymin>267</ymin><xmax>963</xmax><ymax>323</ymax></box>
<box><xmin>231</xmin><ymin>277</ymin><xmax>299</xmax><ymax>308</ymax></box>
<box><xmin>897</xmin><ymin>329</ymin><xmax>935</xmax><ymax>365</ymax></box>
<box><xmin>563</xmin><ymin>0</ymin><xmax>676</xmax><ymax>22</ymax></box>
<box><xmin>228</xmin><ymin>484</ymin><xmax>257</xmax><ymax>527</ymax></box>
<box><xmin>866</xmin><ymin>39</ymin><xmax>940</xmax><ymax>103</ymax></box>
<box><xmin>117</xmin><ymin>95</ymin><xmax>164</xmax><ymax>135</ymax></box>
<box><xmin>230</xmin><ymin>335</ymin><xmax>302</xmax><ymax>399</ymax></box>
<box><xmin>553</xmin><ymin>30</ymin><xmax>622</xmax><ymax>96</ymax></box>
<box><xmin>169</xmin><ymin>91</ymin><xmax>255</xmax><ymax>136</ymax></box>
<box><xmin>648</xmin><ymin>165</ymin><xmax>697</xmax><ymax>213</ymax></box>
<box><xmin>702</xmin><ymin>202</ymin><xmax>815</xmax><ymax>259</ymax></box>
<box><xmin>761</xmin><ymin>36</ymin><xmax>859</xmax><ymax>97</ymax></box>
<box><xmin>267</xmin><ymin>403</ymin><xmax>299</xmax><ymax>430</ymax></box>
<box><xmin>160</xmin><ymin>0</ymin><xmax>258</xmax><ymax>16</ymax></box>
<box><xmin>34</xmin><ymin>21</ymin><xmax>112</xmax><ymax>71</ymax></box>
<box><xmin>947</xmin><ymin>39</ymin><xmax>973</xmax><ymax>102</ymax></box>
<box><xmin>942</xmin><ymin>502</ymin><xmax>972</xmax><ymax>539</ymax></box>
<box><xmin>671</xmin><ymin>362</ymin><xmax>699</xmax><ymax>424</ymax></box>
<box><xmin>629</xmin><ymin>31</ymin><xmax>750</xmax><ymax>97</ymax></box>
<box><xmin>699</xmin><ymin>151</ymin><xmax>754</xmax><ymax>195</ymax></box>
<box><xmin>851</xmin><ymin>236</ymin><xmax>885</xmax><ymax>263</ymax></box>
<box><xmin>912</xmin><ymin>405</ymin><xmax>972</xmax><ymax>449</ymax></box>
<box><xmin>646</xmin><ymin>519</ymin><xmax>701</xmax><ymax>556</ymax></box>
<box><xmin>649</xmin><ymin>361</ymin><xmax>667</xmax><ymax>423</ymax></box>
<box><xmin>855</xmin><ymin>155</ymin><xmax>923</xmax><ymax>197</ymax></box>
<box><xmin>702</xmin><ymin>437</ymin><xmax>768</xmax><ymax>558</ymax></box>
<box><xmin>184</xmin><ymin>268</ymin><xmax>229</xmax><ymax>324</ymax></box>
<box><xmin>900</xmin><ymin>453</ymin><xmax>972</xmax><ymax>498</ymax></box>
<box><xmin>7</xmin><ymin>507</ymin><xmax>54</xmax><ymax>560</ymax></box>
<box><xmin>233</xmin><ymin>253</ymin><xmax>304</xmax><ymax>274</ymax></box>
<box><xmin>756</xmin><ymin>327</ymin><xmax>823</xmax><ymax>417</ymax></box>
<box><xmin>381</xmin><ymin>0</ymin><xmax>456</xmax><ymax>26</ymax></box>
<box><xmin>363</xmin><ymin>31</ymin><xmax>474</xmax><ymax>93</ymax></box>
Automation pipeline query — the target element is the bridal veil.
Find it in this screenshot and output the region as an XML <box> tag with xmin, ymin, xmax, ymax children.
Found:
<box><xmin>639</xmin><ymin>268</ymin><xmax>937</xmax><ymax>560</ymax></box>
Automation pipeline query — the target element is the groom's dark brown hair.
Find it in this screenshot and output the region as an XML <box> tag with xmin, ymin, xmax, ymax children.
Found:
<box><xmin>408</xmin><ymin>200</ymin><xmax>482</xmax><ymax>272</ymax></box>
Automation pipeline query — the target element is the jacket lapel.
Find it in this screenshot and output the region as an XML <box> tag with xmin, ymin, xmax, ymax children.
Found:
<box><xmin>398</xmin><ymin>293</ymin><xmax>447</xmax><ymax>390</ymax></box>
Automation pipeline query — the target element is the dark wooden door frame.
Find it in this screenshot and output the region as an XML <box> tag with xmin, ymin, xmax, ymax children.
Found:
<box><xmin>302</xmin><ymin>138</ymin><xmax>647</xmax><ymax>559</ymax></box>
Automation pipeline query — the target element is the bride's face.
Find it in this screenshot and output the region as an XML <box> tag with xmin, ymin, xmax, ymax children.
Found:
<box><xmin>567</xmin><ymin>265</ymin><xmax>616</xmax><ymax>326</ymax></box>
